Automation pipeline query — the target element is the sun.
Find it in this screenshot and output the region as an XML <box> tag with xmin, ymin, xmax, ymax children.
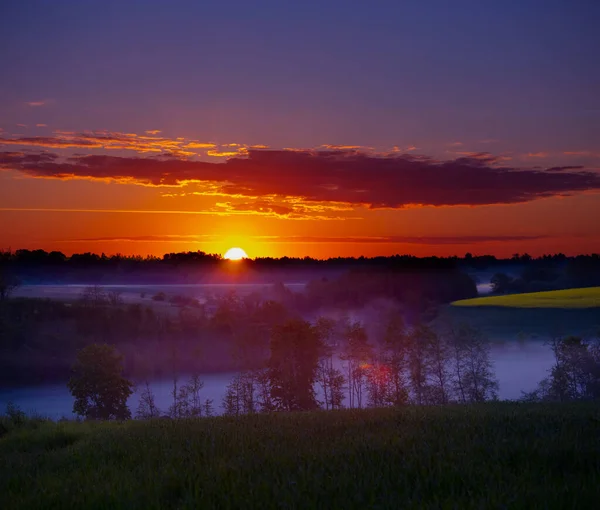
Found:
<box><xmin>223</xmin><ymin>247</ymin><xmax>248</xmax><ymax>260</ymax></box>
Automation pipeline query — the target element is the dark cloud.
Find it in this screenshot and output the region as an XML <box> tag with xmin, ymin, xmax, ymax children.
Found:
<box><xmin>1</xmin><ymin>149</ymin><xmax>599</xmax><ymax>207</ymax></box>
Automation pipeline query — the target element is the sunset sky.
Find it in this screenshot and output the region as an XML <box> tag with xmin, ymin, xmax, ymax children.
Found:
<box><xmin>1</xmin><ymin>0</ymin><xmax>599</xmax><ymax>258</ymax></box>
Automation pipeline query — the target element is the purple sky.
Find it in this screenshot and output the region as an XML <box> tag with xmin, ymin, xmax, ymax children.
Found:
<box><xmin>0</xmin><ymin>0</ymin><xmax>599</xmax><ymax>257</ymax></box>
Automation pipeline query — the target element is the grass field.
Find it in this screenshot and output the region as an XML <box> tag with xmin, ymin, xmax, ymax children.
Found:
<box><xmin>452</xmin><ymin>286</ymin><xmax>600</xmax><ymax>309</ymax></box>
<box><xmin>1</xmin><ymin>404</ymin><xmax>599</xmax><ymax>509</ymax></box>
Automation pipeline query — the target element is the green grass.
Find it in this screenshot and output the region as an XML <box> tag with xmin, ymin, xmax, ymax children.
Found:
<box><xmin>1</xmin><ymin>404</ymin><xmax>599</xmax><ymax>509</ymax></box>
<box><xmin>452</xmin><ymin>286</ymin><xmax>600</xmax><ymax>309</ymax></box>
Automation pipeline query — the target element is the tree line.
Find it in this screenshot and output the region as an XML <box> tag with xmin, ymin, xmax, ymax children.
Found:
<box><xmin>65</xmin><ymin>313</ymin><xmax>600</xmax><ymax>421</ymax></box>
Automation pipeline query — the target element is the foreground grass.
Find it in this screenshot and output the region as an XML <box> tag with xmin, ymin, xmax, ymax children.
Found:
<box><xmin>1</xmin><ymin>404</ymin><xmax>599</xmax><ymax>509</ymax></box>
<box><xmin>452</xmin><ymin>286</ymin><xmax>600</xmax><ymax>309</ymax></box>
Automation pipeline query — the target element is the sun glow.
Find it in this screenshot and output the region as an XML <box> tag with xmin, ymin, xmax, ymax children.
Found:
<box><xmin>224</xmin><ymin>247</ymin><xmax>248</xmax><ymax>260</ymax></box>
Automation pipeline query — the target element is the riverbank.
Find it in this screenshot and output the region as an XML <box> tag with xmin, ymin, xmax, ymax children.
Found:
<box><xmin>1</xmin><ymin>403</ymin><xmax>599</xmax><ymax>509</ymax></box>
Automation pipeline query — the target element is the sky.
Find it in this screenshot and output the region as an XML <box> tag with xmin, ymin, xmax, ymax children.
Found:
<box><xmin>1</xmin><ymin>0</ymin><xmax>599</xmax><ymax>259</ymax></box>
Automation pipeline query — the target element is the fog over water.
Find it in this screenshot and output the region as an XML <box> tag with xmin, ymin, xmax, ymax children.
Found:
<box><xmin>1</xmin><ymin>281</ymin><xmax>562</xmax><ymax>418</ymax></box>
<box><xmin>0</xmin><ymin>341</ymin><xmax>555</xmax><ymax>419</ymax></box>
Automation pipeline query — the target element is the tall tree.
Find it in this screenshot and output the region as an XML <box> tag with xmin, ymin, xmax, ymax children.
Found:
<box><xmin>136</xmin><ymin>381</ymin><xmax>160</xmax><ymax>419</ymax></box>
<box><xmin>408</xmin><ymin>324</ymin><xmax>432</xmax><ymax>405</ymax></box>
<box><xmin>340</xmin><ymin>322</ymin><xmax>373</xmax><ymax>408</ymax></box>
<box><xmin>423</xmin><ymin>327</ymin><xmax>451</xmax><ymax>404</ymax></box>
<box><xmin>381</xmin><ymin>313</ymin><xmax>410</xmax><ymax>406</ymax></box>
<box><xmin>525</xmin><ymin>336</ymin><xmax>600</xmax><ymax>401</ymax></box>
<box><xmin>448</xmin><ymin>323</ymin><xmax>498</xmax><ymax>403</ymax></box>
<box><xmin>315</xmin><ymin>316</ymin><xmax>337</xmax><ymax>409</ymax></box>
<box><xmin>268</xmin><ymin>319</ymin><xmax>321</xmax><ymax>411</ymax></box>
<box><xmin>68</xmin><ymin>343</ymin><xmax>133</xmax><ymax>420</ymax></box>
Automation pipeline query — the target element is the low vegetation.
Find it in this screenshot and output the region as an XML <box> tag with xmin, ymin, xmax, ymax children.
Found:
<box><xmin>452</xmin><ymin>286</ymin><xmax>600</xmax><ymax>308</ymax></box>
<box><xmin>1</xmin><ymin>404</ymin><xmax>599</xmax><ymax>509</ymax></box>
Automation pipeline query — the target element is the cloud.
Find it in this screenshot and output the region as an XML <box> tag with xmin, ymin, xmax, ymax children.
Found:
<box><xmin>35</xmin><ymin>124</ymin><xmax>48</xmax><ymax>128</ymax></box>
<box><xmin>526</xmin><ymin>152</ymin><xmax>549</xmax><ymax>158</ymax></box>
<box><xmin>321</xmin><ymin>144</ymin><xmax>369</xmax><ymax>151</ymax></box>
<box><xmin>1</xmin><ymin>148</ymin><xmax>599</xmax><ymax>208</ymax></box>
<box><xmin>563</xmin><ymin>151</ymin><xmax>600</xmax><ymax>158</ymax></box>
<box><xmin>390</xmin><ymin>145</ymin><xmax>417</xmax><ymax>153</ymax></box>
<box><xmin>255</xmin><ymin>235</ymin><xmax>551</xmax><ymax>244</ymax></box>
<box><xmin>25</xmin><ymin>101</ymin><xmax>45</xmax><ymax>107</ymax></box>
<box><xmin>63</xmin><ymin>234</ymin><xmax>217</xmax><ymax>243</ymax></box>
<box><xmin>61</xmin><ymin>234</ymin><xmax>551</xmax><ymax>244</ymax></box>
<box><xmin>207</xmin><ymin>148</ymin><xmax>248</xmax><ymax>157</ymax></box>
<box><xmin>213</xmin><ymin>200</ymin><xmax>352</xmax><ymax>220</ymax></box>
<box><xmin>145</xmin><ymin>130</ymin><xmax>161</xmax><ymax>135</ymax></box>
<box><xmin>0</xmin><ymin>131</ymin><xmax>216</xmax><ymax>156</ymax></box>
<box><xmin>447</xmin><ymin>142</ymin><xmax>463</xmax><ymax>147</ymax></box>
<box><xmin>184</xmin><ymin>141</ymin><xmax>217</xmax><ymax>149</ymax></box>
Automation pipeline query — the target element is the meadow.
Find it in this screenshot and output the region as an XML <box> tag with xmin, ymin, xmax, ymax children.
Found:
<box><xmin>451</xmin><ymin>286</ymin><xmax>600</xmax><ymax>309</ymax></box>
<box><xmin>1</xmin><ymin>403</ymin><xmax>599</xmax><ymax>509</ymax></box>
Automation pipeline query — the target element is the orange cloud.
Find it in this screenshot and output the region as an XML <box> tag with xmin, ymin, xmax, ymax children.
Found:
<box><xmin>207</xmin><ymin>148</ymin><xmax>248</xmax><ymax>157</ymax></box>
<box><xmin>184</xmin><ymin>141</ymin><xmax>217</xmax><ymax>149</ymax></box>
<box><xmin>526</xmin><ymin>152</ymin><xmax>549</xmax><ymax>158</ymax></box>
<box><xmin>0</xmin><ymin>131</ymin><xmax>218</xmax><ymax>155</ymax></box>
<box><xmin>214</xmin><ymin>200</ymin><xmax>351</xmax><ymax>220</ymax></box>
<box><xmin>321</xmin><ymin>144</ymin><xmax>368</xmax><ymax>151</ymax></box>
<box><xmin>36</xmin><ymin>124</ymin><xmax>47</xmax><ymax>127</ymax></box>
<box><xmin>25</xmin><ymin>101</ymin><xmax>45</xmax><ymax>107</ymax></box>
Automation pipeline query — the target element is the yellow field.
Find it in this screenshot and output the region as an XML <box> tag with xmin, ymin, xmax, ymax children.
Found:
<box><xmin>452</xmin><ymin>287</ymin><xmax>600</xmax><ymax>309</ymax></box>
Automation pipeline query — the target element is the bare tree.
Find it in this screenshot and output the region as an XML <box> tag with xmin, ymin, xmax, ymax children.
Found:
<box><xmin>524</xmin><ymin>336</ymin><xmax>600</xmax><ymax>402</ymax></box>
<box><xmin>222</xmin><ymin>371</ymin><xmax>258</xmax><ymax>416</ymax></box>
<box><xmin>423</xmin><ymin>328</ymin><xmax>451</xmax><ymax>404</ymax></box>
<box><xmin>136</xmin><ymin>381</ymin><xmax>160</xmax><ymax>419</ymax></box>
<box><xmin>448</xmin><ymin>323</ymin><xmax>498</xmax><ymax>403</ymax></box>
<box><xmin>381</xmin><ymin>313</ymin><xmax>410</xmax><ymax>406</ymax></box>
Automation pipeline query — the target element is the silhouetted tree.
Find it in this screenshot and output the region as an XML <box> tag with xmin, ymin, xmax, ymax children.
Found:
<box><xmin>340</xmin><ymin>322</ymin><xmax>373</xmax><ymax>408</ymax></box>
<box><xmin>524</xmin><ymin>336</ymin><xmax>600</xmax><ymax>402</ymax></box>
<box><xmin>136</xmin><ymin>381</ymin><xmax>160</xmax><ymax>419</ymax></box>
<box><xmin>222</xmin><ymin>372</ymin><xmax>258</xmax><ymax>416</ymax></box>
<box><xmin>68</xmin><ymin>344</ymin><xmax>133</xmax><ymax>420</ymax></box>
<box><xmin>268</xmin><ymin>319</ymin><xmax>321</xmax><ymax>411</ymax></box>
<box><xmin>448</xmin><ymin>323</ymin><xmax>498</xmax><ymax>403</ymax></box>
<box><xmin>381</xmin><ymin>313</ymin><xmax>410</xmax><ymax>406</ymax></box>
<box><xmin>490</xmin><ymin>273</ymin><xmax>512</xmax><ymax>294</ymax></box>
<box><xmin>176</xmin><ymin>374</ymin><xmax>205</xmax><ymax>417</ymax></box>
<box><xmin>423</xmin><ymin>327</ymin><xmax>451</xmax><ymax>404</ymax></box>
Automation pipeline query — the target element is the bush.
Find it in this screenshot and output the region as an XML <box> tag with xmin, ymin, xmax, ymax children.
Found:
<box><xmin>152</xmin><ymin>292</ymin><xmax>166</xmax><ymax>302</ymax></box>
<box><xmin>5</xmin><ymin>401</ymin><xmax>26</xmax><ymax>426</ymax></box>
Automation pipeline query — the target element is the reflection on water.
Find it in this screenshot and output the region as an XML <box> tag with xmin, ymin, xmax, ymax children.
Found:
<box><xmin>0</xmin><ymin>341</ymin><xmax>555</xmax><ymax>419</ymax></box>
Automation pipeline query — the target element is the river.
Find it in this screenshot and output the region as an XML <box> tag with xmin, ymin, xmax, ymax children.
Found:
<box><xmin>0</xmin><ymin>340</ymin><xmax>554</xmax><ymax>419</ymax></box>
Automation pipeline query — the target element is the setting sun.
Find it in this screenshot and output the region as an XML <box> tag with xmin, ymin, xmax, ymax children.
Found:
<box><xmin>223</xmin><ymin>247</ymin><xmax>248</xmax><ymax>260</ymax></box>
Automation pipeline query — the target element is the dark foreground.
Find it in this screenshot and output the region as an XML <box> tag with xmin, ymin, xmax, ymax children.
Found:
<box><xmin>1</xmin><ymin>404</ymin><xmax>599</xmax><ymax>509</ymax></box>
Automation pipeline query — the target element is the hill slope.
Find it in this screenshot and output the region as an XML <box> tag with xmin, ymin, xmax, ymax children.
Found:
<box><xmin>452</xmin><ymin>286</ymin><xmax>600</xmax><ymax>309</ymax></box>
